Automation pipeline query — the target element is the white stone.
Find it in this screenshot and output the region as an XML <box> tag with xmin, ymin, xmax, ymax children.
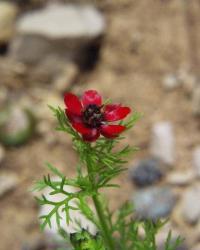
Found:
<box><xmin>167</xmin><ymin>170</ymin><xmax>195</xmax><ymax>186</ymax></box>
<box><xmin>150</xmin><ymin>122</ymin><xmax>175</xmax><ymax>165</ymax></box>
<box><xmin>162</xmin><ymin>74</ymin><xmax>181</xmax><ymax>90</ymax></box>
<box><xmin>0</xmin><ymin>173</ymin><xmax>19</xmax><ymax>197</ymax></box>
<box><xmin>17</xmin><ymin>3</ymin><xmax>105</xmax><ymax>39</ymax></box>
<box><xmin>193</xmin><ymin>147</ymin><xmax>200</xmax><ymax>177</ymax></box>
<box><xmin>181</xmin><ymin>185</ymin><xmax>200</xmax><ymax>224</ymax></box>
<box><xmin>0</xmin><ymin>2</ymin><xmax>18</xmax><ymax>42</ymax></box>
<box><xmin>39</xmin><ymin>182</ymin><xmax>97</xmax><ymax>238</ymax></box>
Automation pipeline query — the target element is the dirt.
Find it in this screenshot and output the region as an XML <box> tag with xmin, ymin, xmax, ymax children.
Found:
<box><xmin>0</xmin><ymin>0</ymin><xmax>200</xmax><ymax>249</ymax></box>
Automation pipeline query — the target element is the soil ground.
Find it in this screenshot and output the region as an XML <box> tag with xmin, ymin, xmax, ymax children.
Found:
<box><xmin>1</xmin><ymin>0</ymin><xmax>200</xmax><ymax>249</ymax></box>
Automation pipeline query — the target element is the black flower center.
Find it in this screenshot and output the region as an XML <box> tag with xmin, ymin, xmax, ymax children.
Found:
<box><xmin>83</xmin><ymin>104</ymin><xmax>104</xmax><ymax>128</ymax></box>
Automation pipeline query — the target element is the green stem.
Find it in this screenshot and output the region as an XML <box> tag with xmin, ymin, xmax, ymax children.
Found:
<box><xmin>93</xmin><ymin>194</ymin><xmax>114</xmax><ymax>250</ymax></box>
<box><xmin>86</xmin><ymin>153</ymin><xmax>115</xmax><ymax>250</ymax></box>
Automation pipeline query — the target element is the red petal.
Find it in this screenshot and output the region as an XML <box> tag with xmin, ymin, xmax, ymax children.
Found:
<box><xmin>104</xmin><ymin>105</ymin><xmax>131</xmax><ymax>122</ymax></box>
<box><xmin>64</xmin><ymin>93</ymin><xmax>82</xmax><ymax>115</ymax></box>
<box><xmin>72</xmin><ymin>122</ymin><xmax>93</xmax><ymax>135</ymax></box>
<box><xmin>104</xmin><ymin>104</ymin><xmax>121</xmax><ymax>113</ymax></box>
<box><xmin>65</xmin><ymin>109</ymin><xmax>82</xmax><ymax>123</ymax></box>
<box><xmin>100</xmin><ymin>125</ymin><xmax>126</xmax><ymax>138</ymax></box>
<box><xmin>82</xmin><ymin>90</ymin><xmax>102</xmax><ymax>108</ymax></box>
<box><xmin>82</xmin><ymin>129</ymin><xmax>100</xmax><ymax>142</ymax></box>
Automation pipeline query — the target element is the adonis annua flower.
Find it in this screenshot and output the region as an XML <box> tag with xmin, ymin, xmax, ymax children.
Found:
<box><xmin>64</xmin><ymin>90</ymin><xmax>131</xmax><ymax>142</ymax></box>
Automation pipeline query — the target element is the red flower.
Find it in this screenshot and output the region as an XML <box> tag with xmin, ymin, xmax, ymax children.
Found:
<box><xmin>64</xmin><ymin>90</ymin><xmax>131</xmax><ymax>142</ymax></box>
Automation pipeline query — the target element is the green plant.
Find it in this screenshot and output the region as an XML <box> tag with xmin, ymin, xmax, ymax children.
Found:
<box><xmin>33</xmin><ymin>90</ymin><xmax>183</xmax><ymax>250</ymax></box>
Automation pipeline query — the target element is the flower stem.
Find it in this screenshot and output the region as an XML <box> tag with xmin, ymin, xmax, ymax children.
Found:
<box><xmin>92</xmin><ymin>194</ymin><xmax>114</xmax><ymax>250</ymax></box>
<box><xmin>86</xmin><ymin>153</ymin><xmax>115</xmax><ymax>250</ymax></box>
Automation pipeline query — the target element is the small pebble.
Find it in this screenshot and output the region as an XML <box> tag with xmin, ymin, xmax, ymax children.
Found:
<box><xmin>133</xmin><ymin>186</ymin><xmax>177</xmax><ymax>220</ymax></box>
<box><xmin>162</xmin><ymin>74</ymin><xmax>181</xmax><ymax>90</ymax></box>
<box><xmin>129</xmin><ymin>158</ymin><xmax>163</xmax><ymax>187</ymax></box>
<box><xmin>0</xmin><ymin>106</ymin><xmax>35</xmax><ymax>146</ymax></box>
<box><xmin>0</xmin><ymin>173</ymin><xmax>19</xmax><ymax>198</ymax></box>
<box><xmin>150</xmin><ymin>121</ymin><xmax>175</xmax><ymax>166</ymax></box>
<box><xmin>167</xmin><ymin>170</ymin><xmax>195</xmax><ymax>186</ymax></box>
<box><xmin>181</xmin><ymin>185</ymin><xmax>200</xmax><ymax>224</ymax></box>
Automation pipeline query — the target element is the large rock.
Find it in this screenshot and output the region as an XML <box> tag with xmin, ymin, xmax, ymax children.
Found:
<box><xmin>17</xmin><ymin>3</ymin><xmax>105</xmax><ymax>39</ymax></box>
<box><xmin>150</xmin><ymin>122</ymin><xmax>175</xmax><ymax>166</ymax></box>
<box><xmin>10</xmin><ymin>3</ymin><xmax>105</xmax><ymax>66</ymax></box>
<box><xmin>181</xmin><ymin>185</ymin><xmax>200</xmax><ymax>224</ymax></box>
<box><xmin>132</xmin><ymin>187</ymin><xmax>177</xmax><ymax>220</ymax></box>
<box><xmin>0</xmin><ymin>2</ymin><xmax>18</xmax><ymax>43</ymax></box>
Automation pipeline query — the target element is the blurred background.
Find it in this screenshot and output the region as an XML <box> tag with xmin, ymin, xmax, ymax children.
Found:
<box><xmin>0</xmin><ymin>0</ymin><xmax>200</xmax><ymax>249</ymax></box>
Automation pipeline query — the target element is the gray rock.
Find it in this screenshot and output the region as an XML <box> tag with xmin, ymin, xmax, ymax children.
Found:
<box><xmin>133</xmin><ymin>187</ymin><xmax>176</xmax><ymax>220</ymax></box>
<box><xmin>10</xmin><ymin>3</ymin><xmax>105</xmax><ymax>65</ymax></box>
<box><xmin>0</xmin><ymin>2</ymin><xmax>18</xmax><ymax>43</ymax></box>
<box><xmin>150</xmin><ymin>122</ymin><xmax>175</xmax><ymax>166</ymax></box>
<box><xmin>181</xmin><ymin>185</ymin><xmax>200</xmax><ymax>224</ymax></box>
<box><xmin>0</xmin><ymin>173</ymin><xmax>19</xmax><ymax>198</ymax></box>
<box><xmin>129</xmin><ymin>158</ymin><xmax>163</xmax><ymax>187</ymax></box>
<box><xmin>0</xmin><ymin>106</ymin><xmax>35</xmax><ymax>146</ymax></box>
<box><xmin>193</xmin><ymin>147</ymin><xmax>200</xmax><ymax>177</ymax></box>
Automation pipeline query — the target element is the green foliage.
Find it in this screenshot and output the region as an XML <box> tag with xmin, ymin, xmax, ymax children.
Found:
<box><xmin>70</xmin><ymin>230</ymin><xmax>106</xmax><ymax>250</ymax></box>
<box><xmin>34</xmin><ymin>106</ymin><xmax>183</xmax><ymax>250</ymax></box>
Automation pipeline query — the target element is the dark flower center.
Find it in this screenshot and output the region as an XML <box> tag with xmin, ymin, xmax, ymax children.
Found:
<box><xmin>83</xmin><ymin>104</ymin><xmax>104</xmax><ymax>128</ymax></box>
